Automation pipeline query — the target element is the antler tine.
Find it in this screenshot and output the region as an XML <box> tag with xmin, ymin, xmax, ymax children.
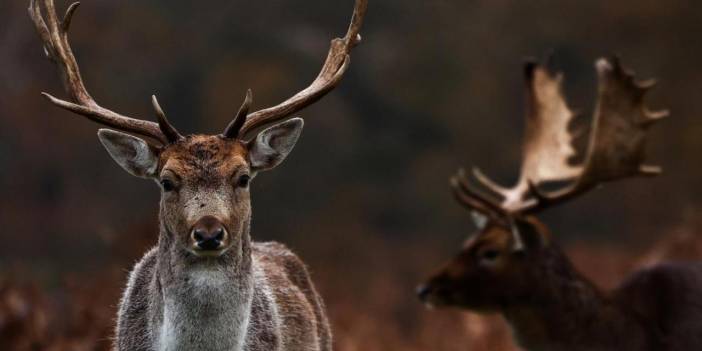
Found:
<box><xmin>454</xmin><ymin>169</ymin><xmax>507</xmax><ymax>216</ymax></box>
<box><xmin>222</xmin><ymin>89</ymin><xmax>253</xmax><ymax>139</ymax></box>
<box><xmin>450</xmin><ymin>170</ymin><xmax>505</xmax><ymax>220</ymax></box>
<box><xmin>152</xmin><ymin>95</ymin><xmax>183</xmax><ymax>143</ymax></box>
<box><xmin>61</xmin><ymin>1</ymin><xmax>79</xmax><ymax>31</ymax></box>
<box><xmin>234</xmin><ymin>0</ymin><xmax>368</xmax><ymax>138</ymax></box>
<box><xmin>29</xmin><ymin>0</ymin><xmax>173</xmax><ymax>145</ymax></box>
<box><xmin>516</xmin><ymin>56</ymin><xmax>667</xmax><ymax>213</ymax></box>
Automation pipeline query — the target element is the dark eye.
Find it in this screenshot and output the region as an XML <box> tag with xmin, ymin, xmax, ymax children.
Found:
<box><xmin>480</xmin><ymin>249</ymin><xmax>500</xmax><ymax>262</ymax></box>
<box><xmin>236</xmin><ymin>174</ymin><xmax>251</xmax><ymax>188</ymax></box>
<box><xmin>160</xmin><ymin>179</ymin><xmax>176</xmax><ymax>192</ymax></box>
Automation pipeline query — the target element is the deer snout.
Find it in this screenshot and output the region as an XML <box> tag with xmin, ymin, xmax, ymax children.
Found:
<box><xmin>416</xmin><ymin>283</ymin><xmax>442</xmax><ymax>309</ymax></box>
<box><xmin>416</xmin><ymin>284</ymin><xmax>432</xmax><ymax>302</ymax></box>
<box><xmin>416</xmin><ymin>279</ymin><xmax>449</xmax><ymax>308</ymax></box>
<box><xmin>190</xmin><ymin>216</ymin><xmax>228</xmax><ymax>253</ymax></box>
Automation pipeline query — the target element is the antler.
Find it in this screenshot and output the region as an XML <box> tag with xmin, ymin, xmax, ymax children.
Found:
<box><xmin>450</xmin><ymin>169</ymin><xmax>507</xmax><ymax>221</ymax></box>
<box><xmin>28</xmin><ymin>0</ymin><xmax>181</xmax><ymax>144</ymax></box>
<box><xmin>222</xmin><ymin>0</ymin><xmax>368</xmax><ymax>139</ymax></box>
<box><xmin>456</xmin><ymin>56</ymin><xmax>667</xmax><ymax>216</ymax></box>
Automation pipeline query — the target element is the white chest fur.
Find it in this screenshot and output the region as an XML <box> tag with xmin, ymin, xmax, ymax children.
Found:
<box><xmin>156</xmin><ymin>268</ymin><xmax>252</xmax><ymax>351</ymax></box>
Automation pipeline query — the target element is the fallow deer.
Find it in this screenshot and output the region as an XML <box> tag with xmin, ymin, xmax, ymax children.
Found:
<box><xmin>28</xmin><ymin>0</ymin><xmax>367</xmax><ymax>350</ymax></box>
<box><xmin>417</xmin><ymin>57</ymin><xmax>702</xmax><ymax>351</ymax></box>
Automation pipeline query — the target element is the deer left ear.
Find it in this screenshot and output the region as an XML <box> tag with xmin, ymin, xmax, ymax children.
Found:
<box><xmin>97</xmin><ymin>129</ymin><xmax>160</xmax><ymax>178</ymax></box>
<box><xmin>247</xmin><ymin>118</ymin><xmax>304</xmax><ymax>172</ymax></box>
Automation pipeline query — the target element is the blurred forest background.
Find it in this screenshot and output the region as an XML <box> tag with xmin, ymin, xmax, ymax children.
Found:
<box><xmin>1</xmin><ymin>0</ymin><xmax>702</xmax><ymax>350</ymax></box>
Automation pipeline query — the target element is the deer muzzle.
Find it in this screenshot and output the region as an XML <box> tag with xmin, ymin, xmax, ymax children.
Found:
<box><xmin>190</xmin><ymin>215</ymin><xmax>229</xmax><ymax>255</ymax></box>
<box><xmin>416</xmin><ymin>275</ymin><xmax>453</xmax><ymax>308</ymax></box>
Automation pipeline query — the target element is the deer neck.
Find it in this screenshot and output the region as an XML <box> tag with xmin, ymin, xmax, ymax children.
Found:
<box><xmin>153</xmin><ymin>217</ymin><xmax>254</xmax><ymax>351</ymax></box>
<box><xmin>502</xmin><ymin>247</ymin><xmax>639</xmax><ymax>351</ymax></box>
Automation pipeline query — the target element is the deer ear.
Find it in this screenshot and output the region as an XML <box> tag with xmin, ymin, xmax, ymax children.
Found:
<box><xmin>470</xmin><ymin>211</ymin><xmax>490</xmax><ymax>230</ymax></box>
<box><xmin>513</xmin><ymin>217</ymin><xmax>551</xmax><ymax>251</ymax></box>
<box><xmin>247</xmin><ymin>118</ymin><xmax>304</xmax><ymax>172</ymax></box>
<box><xmin>97</xmin><ymin>129</ymin><xmax>159</xmax><ymax>178</ymax></box>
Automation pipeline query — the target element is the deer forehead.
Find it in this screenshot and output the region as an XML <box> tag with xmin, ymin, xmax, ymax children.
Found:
<box><xmin>160</xmin><ymin>135</ymin><xmax>249</xmax><ymax>183</ymax></box>
<box><xmin>472</xmin><ymin>226</ymin><xmax>513</xmax><ymax>250</ymax></box>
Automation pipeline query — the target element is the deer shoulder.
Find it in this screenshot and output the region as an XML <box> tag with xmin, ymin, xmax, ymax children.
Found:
<box><xmin>248</xmin><ymin>242</ymin><xmax>332</xmax><ymax>350</ymax></box>
<box><xmin>614</xmin><ymin>262</ymin><xmax>702</xmax><ymax>350</ymax></box>
<box><xmin>115</xmin><ymin>247</ymin><xmax>158</xmax><ymax>351</ymax></box>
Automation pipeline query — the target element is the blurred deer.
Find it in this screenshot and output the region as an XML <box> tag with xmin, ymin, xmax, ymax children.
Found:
<box><xmin>417</xmin><ymin>57</ymin><xmax>702</xmax><ymax>350</ymax></box>
<box><xmin>28</xmin><ymin>0</ymin><xmax>367</xmax><ymax>350</ymax></box>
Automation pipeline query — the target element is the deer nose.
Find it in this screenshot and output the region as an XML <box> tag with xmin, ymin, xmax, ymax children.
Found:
<box><xmin>416</xmin><ymin>284</ymin><xmax>432</xmax><ymax>302</ymax></box>
<box><xmin>190</xmin><ymin>216</ymin><xmax>227</xmax><ymax>251</ymax></box>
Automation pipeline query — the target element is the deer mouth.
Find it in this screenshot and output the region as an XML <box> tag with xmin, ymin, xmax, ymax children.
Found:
<box><xmin>190</xmin><ymin>246</ymin><xmax>230</xmax><ymax>258</ymax></box>
<box><xmin>416</xmin><ymin>284</ymin><xmax>450</xmax><ymax>309</ymax></box>
<box><xmin>189</xmin><ymin>238</ymin><xmax>231</xmax><ymax>258</ymax></box>
<box><xmin>188</xmin><ymin>231</ymin><xmax>231</xmax><ymax>258</ymax></box>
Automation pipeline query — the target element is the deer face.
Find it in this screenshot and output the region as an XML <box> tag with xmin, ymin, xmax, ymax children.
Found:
<box><xmin>417</xmin><ymin>217</ymin><xmax>550</xmax><ymax>311</ymax></box>
<box><xmin>96</xmin><ymin>118</ymin><xmax>303</xmax><ymax>258</ymax></box>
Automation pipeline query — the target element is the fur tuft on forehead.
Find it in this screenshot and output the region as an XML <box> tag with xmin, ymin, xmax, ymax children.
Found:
<box><xmin>159</xmin><ymin>135</ymin><xmax>249</xmax><ymax>184</ymax></box>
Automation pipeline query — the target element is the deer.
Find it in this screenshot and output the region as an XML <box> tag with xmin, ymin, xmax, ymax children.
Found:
<box><xmin>417</xmin><ymin>57</ymin><xmax>702</xmax><ymax>351</ymax></box>
<box><xmin>28</xmin><ymin>0</ymin><xmax>367</xmax><ymax>350</ymax></box>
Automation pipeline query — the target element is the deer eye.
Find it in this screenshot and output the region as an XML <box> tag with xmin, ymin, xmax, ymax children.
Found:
<box><xmin>478</xmin><ymin>249</ymin><xmax>500</xmax><ymax>264</ymax></box>
<box><xmin>160</xmin><ymin>179</ymin><xmax>176</xmax><ymax>192</ymax></box>
<box><xmin>236</xmin><ymin>174</ymin><xmax>251</xmax><ymax>188</ymax></box>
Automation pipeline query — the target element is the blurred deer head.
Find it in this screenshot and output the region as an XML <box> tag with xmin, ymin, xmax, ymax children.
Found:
<box><xmin>418</xmin><ymin>57</ymin><xmax>668</xmax><ymax>311</ymax></box>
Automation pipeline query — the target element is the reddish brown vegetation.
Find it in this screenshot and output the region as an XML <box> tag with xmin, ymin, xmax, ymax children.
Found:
<box><xmin>2</xmin><ymin>220</ymin><xmax>700</xmax><ymax>351</ymax></box>
<box><xmin>0</xmin><ymin>276</ymin><xmax>116</xmax><ymax>351</ymax></box>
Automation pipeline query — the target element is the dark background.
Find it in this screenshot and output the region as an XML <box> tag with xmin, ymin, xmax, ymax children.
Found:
<box><xmin>1</xmin><ymin>0</ymin><xmax>701</xmax><ymax>350</ymax></box>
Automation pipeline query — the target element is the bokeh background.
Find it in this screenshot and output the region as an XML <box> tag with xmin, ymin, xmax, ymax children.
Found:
<box><xmin>1</xmin><ymin>0</ymin><xmax>701</xmax><ymax>350</ymax></box>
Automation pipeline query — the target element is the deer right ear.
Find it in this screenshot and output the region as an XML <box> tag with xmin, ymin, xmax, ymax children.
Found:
<box><xmin>247</xmin><ymin>118</ymin><xmax>304</xmax><ymax>172</ymax></box>
<box><xmin>513</xmin><ymin>217</ymin><xmax>551</xmax><ymax>251</ymax></box>
<box><xmin>97</xmin><ymin>129</ymin><xmax>159</xmax><ymax>178</ymax></box>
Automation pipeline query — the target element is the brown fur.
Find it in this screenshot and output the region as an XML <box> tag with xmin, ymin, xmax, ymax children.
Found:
<box><xmin>159</xmin><ymin>136</ymin><xmax>245</xmax><ymax>184</ymax></box>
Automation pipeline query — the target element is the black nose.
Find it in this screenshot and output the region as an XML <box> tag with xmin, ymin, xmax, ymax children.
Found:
<box><xmin>191</xmin><ymin>216</ymin><xmax>227</xmax><ymax>251</ymax></box>
<box><xmin>416</xmin><ymin>284</ymin><xmax>432</xmax><ymax>301</ymax></box>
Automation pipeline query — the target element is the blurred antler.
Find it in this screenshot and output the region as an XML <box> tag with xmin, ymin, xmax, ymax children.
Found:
<box><xmin>222</xmin><ymin>0</ymin><xmax>368</xmax><ymax>139</ymax></box>
<box><xmin>29</xmin><ymin>0</ymin><xmax>182</xmax><ymax>144</ymax></box>
<box><xmin>450</xmin><ymin>168</ymin><xmax>506</xmax><ymax>221</ymax></box>
<box><xmin>472</xmin><ymin>61</ymin><xmax>583</xmax><ymax>211</ymax></box>
<box><xmin>456</xmin><ymin>56</ymin><xmax>667</xmax><ymax>216</ymax></box>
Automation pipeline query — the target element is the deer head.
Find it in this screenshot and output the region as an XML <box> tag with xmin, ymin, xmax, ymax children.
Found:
<box><xmin>417</xmin><ymin>57</ymin><xmax>668</xmax><ymax>310</ymax></box>
<box><xmin>29</xmin><ymin>0</ymin><xmax>367</xmax><ymax>258</ymax></box>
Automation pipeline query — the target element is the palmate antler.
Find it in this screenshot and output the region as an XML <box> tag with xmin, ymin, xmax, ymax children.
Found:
<box><xmin>452</xmin><ymin>57</ymin><xmax>668</xmax><ymax>219</ymax></box>
<box><xmin>29</xmin><ymin>0</ymin><xmax>367</xmax><ymax>145</ymax></box>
